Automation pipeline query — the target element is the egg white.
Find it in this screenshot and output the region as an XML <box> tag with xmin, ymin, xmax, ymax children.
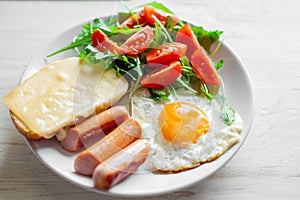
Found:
<box><xmin>132</xmin><ymin>87</ymin><xmax>243</xmax><ymax>172</ymax></box>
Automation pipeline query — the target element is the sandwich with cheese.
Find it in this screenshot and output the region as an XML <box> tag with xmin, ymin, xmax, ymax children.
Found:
<box><xmin>2</xmin><ymin>57</ymin><xmax>128</xmax><ymax>140</ymax></box>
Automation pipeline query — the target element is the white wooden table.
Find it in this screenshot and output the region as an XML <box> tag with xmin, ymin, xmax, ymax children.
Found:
<box><xmin>1</xmin><ymin>0</ymin><xmax>299</xmax><ymax>199</ymax></box>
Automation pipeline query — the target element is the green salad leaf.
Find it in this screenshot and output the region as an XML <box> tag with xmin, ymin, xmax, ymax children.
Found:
<box><xmin>222</xmin><ymin>106</ymin><xmax>236</xmax><ymax>125</ymax></box>
<box><xmin>191</xmin><ymin>26</ymin><xmax>223</xmax><ymax>52</ymax></box>
<box><xmin>215</xmin><ymin>59</ymin><xmax>224</xmax><ymax>70</ymax></box>
<box><xmin>220</xmin><ymin>93</ymin><xmax>236</xmax><ymax>125</ymax></box>
<box><xmin>164</xmin><ymin>16</ymin><xmax>175</xmax><ymax>30</ymax></box>
<box><xmin>144</xmin><ymin>1</ymin><xmax>175</xmax><ymax>14</ymax></box>
<box><xmin>47</xmin><ymin>37</ymin><xmax>91</xmax><ymax>57</ymax></box>
<box><xmin>149</xmin><ymin>88</ymin><xmax>170</xmax><ymax>101</ymax></box>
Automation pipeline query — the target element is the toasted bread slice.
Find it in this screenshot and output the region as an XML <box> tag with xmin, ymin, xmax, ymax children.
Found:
<box><xmin>3</xmin><ymin>57</ymin><xmax>128</xmax><ymax>140</ymax></box>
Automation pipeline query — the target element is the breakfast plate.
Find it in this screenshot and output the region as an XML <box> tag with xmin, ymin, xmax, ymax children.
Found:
<box><xmin>17</xmin><ymin>9</ymin><xmax>254</xmax><ymax>197</ymax></box>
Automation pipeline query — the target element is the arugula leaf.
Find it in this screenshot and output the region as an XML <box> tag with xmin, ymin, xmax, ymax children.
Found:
<box><xmin>118</xmin><ymin>2</ymin><xmax>141</xmax><ymax>27</ymax></box>
<box><xmin>164</xmin><ymin>16</ymin><xmax>175</xmax><ymax>30</ymax></box>
<box><xmin>154</xmin><ymin>15</ymin><xmax>173</xmax><ymax>42</ymax></box>
<box><xmin>220</xmin><ymin>96</ymin><xmax>236</xmax><ymax>125</ymax></box>
<box><xmin>109</xmin><ymin>55</ymin><xmax>137</xmax><ymax>78</ymax></box>
<box><xmin>180</xmin><ymin>56</ymin><xmax>198</xmax><ymax>84</ymax></box>
<box><xmin>179</xmin><ymin>56</ymin><xmax>190</xmax><ymax>67</ymax></box>
<box><xmin>219</xmin><ymin>85</ymin><xmax>236</xmax><ymax>125</ymax></box>
<box><xmin>200</xmin><ymin>82</ymin><xmax>214</xmax><ymax>100</ymax></box>
<box><xmin>145</xmin><ymin>1</ymin><xmax>174</xmax><ymax>14</ymax></box>
<box><xmin>215</xmin><ymin>59</ymin><xmax>224</xmax><ymax>70</ymax></box>
<box><xmin>80</xmin><ymin>45</ymin><xmax>103</xmax><ymax>64</ymax></box>
<box><xmin>149</xmin><ymin>88</ymin><xmax>170</xmax><ymax>101</ymax></box>
<box><xmin>175</xmin><ymin>75</ymin><xmax>198</xmax><ymax>94</ymax></box>
<box><xmin>47</xmin><ymin>37</ymin><xmax>91</xmax><ymax>57</ymax></box>
<box><xmin>118</xmin><ymin>12</ymin><xmax>132</xmax><ymax>24</ymax></box>
<box><xmin>169</xmin><ymin>85</ymin><xmax>178</xmax><ymax>100</ymax></box>
<box><xmin>107</xmin><ymin>56</ymin><xmax>143</xmax><ymax>89</ymax></box>
<box><xmin>128</xmin><ymin>57</ymin><xmax>144</xmax><ymax>114</ymax></box>
<box><xmin>80</xmin><ymin>45</ymin><xmax>117</xmax><ymax>68</ymax></box>
<box><xmin>191</xmin><ymin>26</ymin><xmax>223</xmax><ymax>52</ymax></box>
<box><xmin>131</xmin><ymin>57</ymin><xmax>143</xmax><ymax>90</ymax></box>
<box><xmin>151</xmin><ymin>21</ymin><xmax>164</xmax><ymax>47</ymax></box>
<box><xmin>149</xmin><ymin>16</ymin><xmax>174</xmax><ymax>48</ymax></box>
<box><xmin>222</xmin><ymin>106</ymin><xmax>236</xmax><ymax>125</ymax></box>
<box><xmin>87</xmin><ymin>17</ymin><xmax>118</xmax><ymax>36</ymax></box>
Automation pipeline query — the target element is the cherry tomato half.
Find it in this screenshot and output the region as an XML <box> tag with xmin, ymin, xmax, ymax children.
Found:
<box><xmin>120</xmin><ymin>26</ymin><xmax>154</xmax><ymax>56</ymax></box>
<box><xmin>191</xmin><ymin>48</ymin><xmax>220</xmax><ymax>85</ymax></box>
<box><xmin>146</xmin><ymin>42</ymin><xmax>187</xmax><ymax>65</ymax></box>
<box><xmin>92</xmin><ymin>29</ymin><xmax>120</xmax><ymax>54</ymax></box>
<box><xmin>141</xmin><ymin>61</ymin><xmax>182</xmax><ymax>88</ymax></box>
<box><xmin>175</xmin><ymin>23</ymin><xmax>201</xmax><ymax>59</ymax></box>
<box><xmin>118</xmin><ymin>11</ymin><xmax>147</xmax><ymax>29</ymax></box>
<box><xmin>143</xmin><ymin>5</ymin><xmax>178</xmax><ymax>26</ymax></box>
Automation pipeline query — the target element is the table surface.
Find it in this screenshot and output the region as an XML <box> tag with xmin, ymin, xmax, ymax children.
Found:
<box><xmin>1</xmin><ymin>0</ymin><xmax>299</xmax><ymax>199</ymax></box>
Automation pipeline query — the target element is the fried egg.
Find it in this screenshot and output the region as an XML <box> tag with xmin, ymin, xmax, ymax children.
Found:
<box><xmin>132</xmin><ymin>87</ymin><xmax>243</xmax><ymax>172</ymax></box>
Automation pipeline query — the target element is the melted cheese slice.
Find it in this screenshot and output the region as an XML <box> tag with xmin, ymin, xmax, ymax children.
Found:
<box><xmin>2</xmin><ymin>57</ymin><xmax>128</xmax><ymax>138</ymax></box>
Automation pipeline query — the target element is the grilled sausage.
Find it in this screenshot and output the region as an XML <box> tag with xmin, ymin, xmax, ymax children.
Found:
<box><xmin>60</xmin><ymin>106</ymin><xmax>129</xmax><ymax>152</ymax></box>
<box><xmin>93</xmin><ymin>139</ymin><xmax>150</xmax><ymax>189</ymax></box>
<box><xmin>74</xmin><ymin>118</ymin><xmax>142</xmax><ymax>176</ymax></box>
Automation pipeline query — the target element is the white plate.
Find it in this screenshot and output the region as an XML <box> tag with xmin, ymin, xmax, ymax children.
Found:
<box><xmin>21</xmin><ymin>19</ymin><xmax>254</xmax><ymax>197</ymax></box>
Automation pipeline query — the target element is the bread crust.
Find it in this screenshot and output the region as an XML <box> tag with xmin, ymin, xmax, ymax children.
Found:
<box><xmin>10</xmin><ymin>111</ymin><xmax>42</xmax><ymax>140</ymax></box>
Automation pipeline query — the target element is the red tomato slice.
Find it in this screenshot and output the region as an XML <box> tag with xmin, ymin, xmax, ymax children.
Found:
<box><xmin>92</xmin><ymin>29</ymin><xmax>120</xmax><ymax>54</ymax></box>
<box><xmin>120</xmin><ymin>26</ymin><xmax>154</xmax><ymax>56</ymax></box>
<box><xmin>141</xmin><ymin>61</ymin><xmax>182</xmax><ymax>88</ymax></box>
<box><xmin>175</xmin><ymin>23</ymin><xmax>201</xmax><ymax>59</ymax></box>
<box><xmin>191</xmin><ymin>48</ymin><xmax>220</xmax><ymax>85</ymax></box>
<box><xmin>118</xmin><ymin>11</ymin><xmax>147</xmax><ymax>29</ymax></box>
<box><xmin>143</xmin><ymin>5</ymin><xmax>178</xmax><ymax>26</ymax></box>
<box><xmin>146</xmin><ymin>42</ymin><xmax>187</xmax><ymax>65</ymax></box>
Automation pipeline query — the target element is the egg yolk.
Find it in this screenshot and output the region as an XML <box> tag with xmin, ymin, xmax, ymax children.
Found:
<box><xmin>158</xmin><ymin>102</ymin><xmax>210</xmax><ymax>147</ymax></box>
